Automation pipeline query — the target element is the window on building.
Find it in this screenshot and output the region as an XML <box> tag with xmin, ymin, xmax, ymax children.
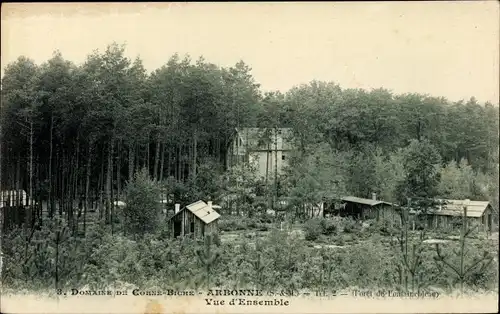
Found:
<box><xmin>282</xmin><ymin>154</ymin><xmax>286</xmax><ymax>160</ymax></box>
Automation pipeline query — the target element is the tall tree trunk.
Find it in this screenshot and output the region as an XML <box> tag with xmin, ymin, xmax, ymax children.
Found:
<box><xmin>128</xmin><ymin>140</ymin><xmax>135</xmax><ymax>181</ymax></box>
<box><xmin>16</xmin><ymin>155</ymin><xmax>22</xmax><ymax>227</ymax></box>
<box><xmin>36</xmin><ymin>155</ymin><xmax>42</xmax><ymax>227</ymax></box>
<box><xmin>48</xmin><ymin>114</ymin><xmax>54</xmax><ymax>217</ymax></box>
<box><xmin>16</xmin><ymin>155</ymin><xmax>21</xmax><ymax>208</ymax></box>
<box><xmin>177</xmin><ymin>144</ymin><xmax>181</xmax><ymax>181</ymax></box>
<box><xmin>135</xmin><ymin>142</ymin><xmax>140</xmax><ymax>174</ymax></box>
<box><xmin>73</xmin><ymin>138</ymin><xmax>80</xmax><ymax>234</ymax></box>
<box><xmin>216</xmin><ymin>137</ymin><xmax>221</xmax><ymax>164</ymax></box>
<box><xmin>167</xmin><ymin>146</ymin><xmax>172</xmax><ymax>181</ymax></box>
<box><xmin>117</xmin><ymin>140</ymin><xmax>121</xmax><ymax>199</ymax></box>
<box><xmin>98</xmin><ymin>150</ymin><xmax>104</xmax><ymax>221</ymax></box>
<box><xmin>68</xmin><ymin>152</ymin><xmax>74</xmax><ymax>227</ymax></box>
<box><xmin>146</xmin><ymin>141</ymin><xmax>150</xmax><ymax>174</ymax></box>
<box><xmin>28</xmin><ymin>119</ymin><xmax>33</xmax><ymax>228</ymax></box>
<box><xmin>0</xmin><ymin>125</ymin><xmax>2</xmax><ymax>194</ymax></box>
<box><xmin>154</xmin><ymin>136</ymin><xmax>161</xmax><ymax>181</ymax></box>
<box><xmin>236</xmin><ymin>129</ymin><xmax>240</xmax><ymax>165</ymax></box>
<box><xmin>274</xmin><ymin>128</ymin><xmax>278</xmax><ymax>210</ymax></box>
<box><xmin>65</xmin><ymin>152</ymin><xmax>72</xmax><ymax>222</ymax></box>
<box><xmin>111</xmin><ymin>155</ymin><xmax>114</xmax><ymax>235</ymax></box>
<box><xmin>105</xmin><ymin>137</ymin><xmax>114</xmax><ymax>224</ymax></box>
<box><xmin>416</xmin><ymin>120</ymin><xmax>422</xmax><ymax>141</ymax></box>
<box><xmin>159</xmin><ymin>142</ymin><xmax>166</xmax><ymax>182</ymax></box>
<box><xmin>192</xmin><ymin>129</ymin><xmax>198</xmax><ymax>180</ymax></box>
<box><xmin>265</xmin><ymin>143</ymin><xmax>270</xmax><ymax>184</ymax></box>
<box><xmin>55</xmin><ymin>230</ymin><xmax>60</xmax><ymax>290</ymax></box>
<box><xmin>84</xmin><ymin>144</ymin><xmax>92</xmax><ymax>236</ymax></box>
<box><xmin>59</xmin><ymin>151</ymin><xmax>64</xmax><ymax>217</ymax></box>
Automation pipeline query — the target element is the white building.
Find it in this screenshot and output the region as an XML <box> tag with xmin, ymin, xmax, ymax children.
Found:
<box><xmin>227</xmin><ymin>128</ymin><xmax>294</xmax><ymax>181</ymax></box>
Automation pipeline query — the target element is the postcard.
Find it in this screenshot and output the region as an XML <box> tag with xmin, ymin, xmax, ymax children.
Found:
<box><xmin>1</xmin><ymin>2</ymin><xmax>498</xmax><ymax>313</ymax></box>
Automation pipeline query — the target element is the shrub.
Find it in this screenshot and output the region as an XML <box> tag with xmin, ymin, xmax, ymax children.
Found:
<box><xmin>335</xmin><ymin>236</ymin><xmax>345</xmax><ymax>246</ymax></box>
<box><xmin>343</xmin><ymin>218</ymin><xmax>361</xmax><ymax>234</ymax></box>
<box><xmin>321</xmin><ymin>218</ymin><xmax>338</xmax><ymax>235</ymax></box>
<box><xmin>259</xmin><ymin>213</ymin><xmax>275</xmax><ymax>224</ymax></box>
<box><xmin>304</xmin><ymin>218</ymin><xmax>323</xmax><ymax>241</ymax></box>
<box><xmin>378</xmin><ymin>219</ymin><xmax>398</xmax><ymax>236</ymax></box>
<box><xmin>218</xmin><ymin>217</ymin><xmax>246</xmax><ymax>232</ymax></box>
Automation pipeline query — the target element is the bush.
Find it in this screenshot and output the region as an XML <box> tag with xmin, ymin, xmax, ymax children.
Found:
<box><xmin>218</xmin><ymin>219</ymin><xmax>245</xmax><ymax>232</ymax></box>
<box><xmin>335</xmin><ymin>236</ymin><xmax>345</xmax><ymax>246</ymax></box>
<box><xmin>259</xmin><ymin>213</ymin><xmax>275</xmax><ymax>224</ymax></box>
<box><xmin>303</xmin><ymin>216</ymin><xmax>370</xmax><ymax>241</ymax></box>
<box><xmin>343</xmin><ymin>218</ymin><xmax>361</xmax><ymax>233</ymax></box>
<box><xmin>378</xmin><ymin>219</ymin><xmax>398</xmax><ymax>236</ymax></box>
<box><xmin>321</xmin><ymin>218</ymin><xmax>338</xmax><ymax>235</ymax></box>
<box><xmin>304</xmin><ymin>218</ymin><xmax>323</xmax><ymax>241</ymax></box>
<box><xmin>218</xmin><ymin>216</ymin><xmax>271</xmax><ymax>232</ymax></box>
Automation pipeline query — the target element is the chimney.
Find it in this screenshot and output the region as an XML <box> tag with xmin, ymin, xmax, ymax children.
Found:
<box><xmin>174</xmin><ymin>203</ymin><xmax>180</xmax><ymax>214</ymax></box>
<box><xmin>207</xmin><ymin>201</ymin><xmax>213</xmax><ymax>209</ymax></box>
<box><xmin>372</xmin><ymin>192</ymin><xmax>377</xmax><ymax>201</ymax></box>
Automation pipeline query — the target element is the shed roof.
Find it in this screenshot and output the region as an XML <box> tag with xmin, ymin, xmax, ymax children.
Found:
<box><xmin>427</xmin><ymin>199</ymin><xmax>491</xmax><ymax>218</ymax></box>
<box><xmin>341</xmin><ymin>196</ymin><xmax>396</xmax><ymax>207</ymax></box>
<box><xmin>171</xmin><ymin>200</ymin><xmax>221</xmax><ymax>224</ymax></box>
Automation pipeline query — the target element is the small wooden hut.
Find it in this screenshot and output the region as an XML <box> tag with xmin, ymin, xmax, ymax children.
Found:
<box><xmin>414</xmin><ymin>199</ymin><xmax>494</xmax><ymax>233</ymax></box>
<box><xmin>169</xmin><ymin>200</ymin><xmax>221</xmax><ymax>238</ymax></box>
<box><xmin>339</xmin><ymin>194</ymin><xmax>400</xmax><ymax>223</ymax></box>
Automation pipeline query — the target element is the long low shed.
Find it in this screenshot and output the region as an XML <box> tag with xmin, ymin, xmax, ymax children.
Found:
<box><xmin>416</xmin><ymin>199</ymin><xmax>494</xmax><ymax>232</ymax></box>
<box><xmin>340</xmin><ymin>196</ymin><xmax>400</xmax><ymax>224</ymax></box>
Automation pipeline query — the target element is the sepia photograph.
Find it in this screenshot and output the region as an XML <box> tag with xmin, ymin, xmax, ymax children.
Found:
<box><xmin>1</xmin><ymin>2</ymin><xmax>499</xmax><ymax>313</ymax></box>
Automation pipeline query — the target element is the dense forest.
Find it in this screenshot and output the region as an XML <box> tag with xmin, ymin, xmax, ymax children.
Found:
<box><xmin>1</xmin><ymin>43</ymin><xmax>499</xmax><ymax>294</ymax></box>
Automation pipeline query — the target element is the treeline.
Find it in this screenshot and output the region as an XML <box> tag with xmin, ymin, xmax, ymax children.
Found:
<box><xmin>1</xmin><ymin>43</ymin><xmax>499</xmax><ymax>225</ymax></box>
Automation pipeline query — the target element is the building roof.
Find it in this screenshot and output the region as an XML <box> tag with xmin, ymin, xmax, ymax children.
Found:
<box><xmin>235</xmin><ymin>127</ymin><xmax>294</xmax><ymax>151</ymax></box>
<box><xmin>427</xmin><ymin>199</ymin><xmax>491</xmax><ymax>217</ymax></box>
<box><xmin>341</xmin><ymin>196</ymin><xmax>396</xmax><ymax>207</ymax></box>
<box><xmin>171</xmin><ymin>200</ymin><xmax>221</xmax><ymax>224</ymax></box>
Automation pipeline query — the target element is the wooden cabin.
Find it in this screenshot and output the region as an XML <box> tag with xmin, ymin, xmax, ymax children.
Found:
<box><xmin>169</xmin><ymin>200</ymin><xmax>221</xmax><ymax>238</ymax></box>
<box><xmin>414</xmin><ymin>199</ymin><xmax>494</xmax><ymax>233</ymax></box>
<box><xmin>339</xmin><ymin>194</ymin><xmax>400</xmax><ymax>224</ymax></box>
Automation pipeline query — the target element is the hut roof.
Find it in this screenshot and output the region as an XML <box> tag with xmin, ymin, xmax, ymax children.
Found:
<box><xmin>171</xmin><ymin>200</ymin><xmax>221</xmax><ymax>224</ymax></box>
<box><xmin>428</xmin><ymin>199</ymin><xmax>491</xmax><ymax>218</ymax></box>
<box><xmin>341</xmin><ymin>196</ymin><xmax>396</xmax><ymax>207</ymax></box>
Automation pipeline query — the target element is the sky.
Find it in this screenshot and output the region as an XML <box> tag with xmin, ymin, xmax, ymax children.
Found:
<box><xmin>1</xmin><ymin>2</ymin><xmax>499</xmax><ymax>104</ymax></box>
